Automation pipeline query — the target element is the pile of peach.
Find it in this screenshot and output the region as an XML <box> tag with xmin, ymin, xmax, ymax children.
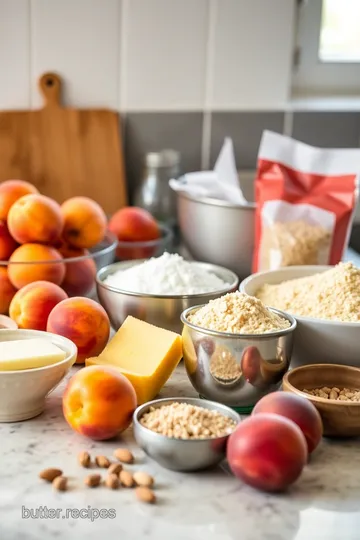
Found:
<box><xmin>227</xmin><ymin>392</ymin><xmax>323</xmax><ymax>492</ymax></box>
<box><xmin>0</xmin><ymin>180</ymin><xmax>108</xmax><ymax>324</ymax></box>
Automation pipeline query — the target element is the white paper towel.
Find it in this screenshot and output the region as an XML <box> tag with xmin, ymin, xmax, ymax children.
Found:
<box><xmin>169</xmin><ymin>138</ymin><xmax>249</xmax><ymax>205</ymax></box>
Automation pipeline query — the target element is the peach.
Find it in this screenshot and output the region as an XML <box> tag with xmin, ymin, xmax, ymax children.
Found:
<box><xmin>0</xmin><ymin>221</ymin><xmax>18</xmax><ymax>260</ymax></box>
<box><xmin>8</xmin><ymin>244</ymin><xmax>65</xmax><ymax>289</ymax></box>
<box><xmin>227</xmin><ymin>413</ymin><xmax>307</xmax><ymax>492</ymax></box>
<box><xmin>109</xmin><ymin>207</ymin><xmax>160</xmax><ymax>259</ymax></box>
<box><xmin>58</xmin><ymin>244</ymin><xmax>97</xmax><ymax>297</ymax></box>
<box><xmin>253</xmin><ymin>392</ymin><xmax>323</xmax><ymax>454</ymax></box>
<box><xmin>62</xmin><ymin>365</ymin><xmax>137</xmax><ymax>440</ymax></box>
<box><xmin>47</xmin><ymin>297</ymin><xmax>110</xmax><ymax>364</ymax></box>
<box><xmin>0</xmin><ymin>267</ymin><xmax>17</xmax><ymax>314</ymax></box>
<box><xmin>0</xmin><ymin>180</ymin><xmax>38</xmax><ymax>221</ymax></box>
<box><xmin>61</xmin><ymin>197</ymin><xmax>107</xmax><ymax>249</ymax></box>
<box><xmin>9</xmin><ymin>281</ymin><xmax>68</xmax><ymax>331</ymax></box>
<box><xmin>8</xmin><ymin>194</ymin><xmax>63</xmax><ymax>245</ymax></box>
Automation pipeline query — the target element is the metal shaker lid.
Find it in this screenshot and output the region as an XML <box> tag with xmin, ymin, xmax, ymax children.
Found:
<box><xmin>145</xmin><ymin>149</ymin><xmax>180</xmax><ymax>168</ymax></box>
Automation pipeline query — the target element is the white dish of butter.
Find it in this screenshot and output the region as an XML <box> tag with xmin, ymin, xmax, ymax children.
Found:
<box><xmin>0</xmin><ymin>338</ymin><xmax>66</xmax><ymax>371</ymax></box>
<box><xmin>0</xmin><ymin>329</ymin><xmax>77</xmax><ymax>422</ymax></box>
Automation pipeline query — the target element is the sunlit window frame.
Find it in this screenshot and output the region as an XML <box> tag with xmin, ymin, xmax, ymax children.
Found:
<box><xmin>292</xmin><ymin>0</ymin><xmax>360</xmax><ymax>96</ymax></box>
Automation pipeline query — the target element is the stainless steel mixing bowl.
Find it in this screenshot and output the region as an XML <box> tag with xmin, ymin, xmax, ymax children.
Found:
<box><xmin>181</xmin><ymin>306</ymin><xmax>297</xmax><ymax>412</ymax></box>
<box><xmin>177</xmin><ymin>191</ymin><xmax>256</xmax><ymax>279</ymax></box>
<box><xmin>133</xmin><ymin>397</ymin><xmax>241</xmax><ymax>471</ymax></box>
<box><xmin>96</xmin><ymin>260</ymin><xmax>239</xmax><ymax>333</ymax></box>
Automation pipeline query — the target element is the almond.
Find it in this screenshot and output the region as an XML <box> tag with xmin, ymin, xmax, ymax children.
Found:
<box><xmin>119</xmin><ymin>470</ymin><xmax>134</xmax><ymax>488</ymax></box>
<box><xmin>84</xmin><ymin>474</ymin><xmax>101</xmax><ymax>487</ymax></box>
<box><xmin>53</xmin><ymin>476</ymin><xmax>67</xmax><ymax>491</ymax></box>
<box><xmin>105</xmin><ymin>473</ymin><xmax>120</xmax><ymax>490</ymax></box>
<box><xmin>95</xmin><ymin>455</ymin><xmax>111</xmax><ymax>468</ymax></box>
<box><xmin>39</xmin><ymin>468</ymin><xmax>63</xmax><ymax>482</ymax></box>
<box><xmin>108</xmin><ymin>463</ymin><xmax>122</xmax><ymax>476</ymax></box>
<box><xmin>133</xmin><ymin>471</ymin><xmax>154</xmax><ymax>488</ymax></box>
<box><xmin>114</xmin><ymin>448</ymin><xmax>134</xmax><ymax>464</ymax></box>
<box><xmin>135</xmin><ymin>487</ymin><xmax>156</xmax><ymax>504</ymax></box>
<box><xmin>78</xmin><ymin>451</ymin><xmax>91</xmax><ymax>468</ymax></box>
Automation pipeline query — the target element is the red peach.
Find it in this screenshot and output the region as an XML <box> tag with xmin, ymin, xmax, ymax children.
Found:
<box><xmin>62</xmin><ymin>365</ymin><xmax>137</xmax><ymax>440</ymax></box>
<box><xmin>227</xmin><ymin>413</ymin><xmax>308</xmax><ymax>492</ymax></box>
<box><xmin>9</xmin><ymin>281</ymin><xmax>68</xmax><ymax>331</ymax></box>
<box><xmin>109</xmin><ymin>207</ymin><xmax>160</xmax><ymax>259</ymax></box>
<box><xmin>8</xmin><ymin>194</ymin><xmax>64</xmax><ymax>245</ymax></box>
<box><xmin>0</xmin><ymin>221</ymin><xmax>18</xmax><ymax>260</ymax></box>
<box><xmin>58</xmin><ymin>244</ymin><xmax>97</xmax><ymax>297</ymax></box>
<box><xmin>0</xmin><ymin>180</ymin><xmax>38</xmax><ymax>221</ymax></box>
<box><xmin>47</xmin><ymin>297</ymin><xmax>110</xmax><ymax>364</ymax></box>
<box><xmin>0</xmin><ymin>267</ymin><xmax>17</xmax><ymax>314</ymax></box>
<box><xmin>252</xmin><ymin>391</ymin><xmax>323</xmax><ymax>454</ymax></box>
<box><xmin>61</xmin><ymin>197</ymin><xmax>107</xmax><ymax>249</ymax></box>
<box><xmin>8</xmin><ymin>244</ymin><xmax>65</xmax><ymax>289</ymax></box>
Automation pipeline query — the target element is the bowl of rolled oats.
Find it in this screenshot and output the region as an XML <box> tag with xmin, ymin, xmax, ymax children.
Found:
<box><xmin>133</xmin><ymin>397</ymin><xmax>241</xmax><ymax>471</ymax></box>
<box><xmin>240</xmin><ymin>262</ymin><xmax>360</xmax><ymax>367</ymax></box>
<box><xmin>283</xmin><ymin>363</ymin><xmax>360</xmax><ymax>437</ymax></box>
<box><xmin>181</xmin><ymin>292</ymin><xmax>296</xmax><ymax>412</ymax></box>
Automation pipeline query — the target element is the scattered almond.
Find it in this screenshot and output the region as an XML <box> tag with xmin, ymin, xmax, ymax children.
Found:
<box><xmin>39</xmin><ymin>468</ymin><xmax>63</xmax><ymax>482</ymax></box>
<box><xmin>53</xmin><ymin>476</ymin><xmax>67</xmax><ymax>491</ymax></box>
<box><xmin>119</xmin><ymin>470</ymin><xmax>134</xmax><ymax>488</ymax></box>
<box><xmin>78</xmin><ymin>451</ymin><xmax>91</xmax><ymax>468</ymax></box>
<box><xmin>135</xmin><ymin>487</ymin><xmax>156</xmax><ymax>504</ymax></box>
<box><xmin>108</xmin><ymin>463</ymin><xmax>122</xmax><ymax>476</ymax></box>
<box><xmin>105</xmin><ymin>473</ymin><xmax>120</xmax><ymax>490</ymax></box>
<box><xmin>95</xmin><ymin>455</ymin><xmax>111</xmax><ymax>468</ymax></box>
<box><xmin>84</xmin><ymin>474</ymin><xmax>101</xmax><ymax>488</ymax></box>
<box><xmin>114</xmin><ymin>448</ymin><xmax>134</xmax><ymax>464</ymax></box>
<box><xmin>133</xmin><ymin>471</ymin><xmax>154</xmax><ymax>488</ymax></box>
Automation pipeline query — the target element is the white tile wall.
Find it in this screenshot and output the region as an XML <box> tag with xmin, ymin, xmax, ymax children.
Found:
<box><xmin>211</xmin><ymin>0</ymin><xmax>295</xmax><ymax>109</ymax></box>
<box><xmin>123</xmin><ymin>0</ymin><xmax>209</xmax><ymax>111</ymax></box>
<box><xmin>0</xmin><ymin>0</ymin><xmax>296</xmax><ymax>112</ymax></box>
<box><xmin>30</xmin><ymin>0</ymin><xmax>120</xmax><ymax>108</ymax></box>
<box><xmin>0</xmin><ymin>0</ymin><xmax>30</xmax><ymax>109</ymax></box>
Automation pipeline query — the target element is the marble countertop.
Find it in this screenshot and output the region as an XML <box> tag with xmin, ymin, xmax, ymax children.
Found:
<box><xmin>1</xmin><ymin>365</ymin><xmax>360</xmax><ymax>540</ymax></box>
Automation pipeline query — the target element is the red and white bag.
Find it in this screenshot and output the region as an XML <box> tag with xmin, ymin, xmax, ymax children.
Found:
<box><xmin>253</xmin><ymin>131</ymin><xmax>360</xmax><ymax>272</ymax></box>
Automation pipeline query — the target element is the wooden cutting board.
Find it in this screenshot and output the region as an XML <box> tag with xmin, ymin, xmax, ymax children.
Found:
<box><xmin>0</xmin><ymin>72</ymin><xmax>127</xmax><ymax>214</ymax></box>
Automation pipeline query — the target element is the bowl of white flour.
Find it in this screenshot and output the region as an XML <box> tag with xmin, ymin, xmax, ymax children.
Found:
<box><xmin>96</xmin><ymin>253</ymin><xmax>239</xmax><ymax>333</ymax></box>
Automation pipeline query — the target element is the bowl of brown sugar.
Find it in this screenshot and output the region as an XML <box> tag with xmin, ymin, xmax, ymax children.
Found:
<box><xmin>240</xmin><ymin>262</ymin><xmax>360</xmax><ymax>367</ymax></box>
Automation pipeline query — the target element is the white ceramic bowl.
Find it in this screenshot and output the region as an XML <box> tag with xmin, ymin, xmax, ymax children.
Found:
<box><xmin>0</xmin><ymin>329</ymin><xmax>77</xmax><ymax>422</ymax></box>
<box><xmin>240</xmin><ymin>265</ymin><xmax>360</xmax><ymax>368</ymax></box>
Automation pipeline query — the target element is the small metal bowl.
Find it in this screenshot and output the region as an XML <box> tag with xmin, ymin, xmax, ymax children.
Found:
<box><xmin>133</xmin><ymin>397</ymin><xmax>240</xmax><ymax>472</ymax></box>
<box><xmin>96</xmin><ymin>261</ymin><xmax>239</xmax><ymax>333</ymax></box>
<box><xmin>181</xmin><ymin>306</ymin><xmax>297</xmax><ymax>413</ymax></box>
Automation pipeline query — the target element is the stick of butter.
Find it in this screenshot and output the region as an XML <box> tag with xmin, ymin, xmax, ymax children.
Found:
<box><xmin>86</xmin><ymin>316</ymin><xmax>182</xmax><ymax>404</ymax></box>
<box><xmin>0</xmin><ymin>338</ymin><xmax>67</xmax><ymax>371</ymax></box>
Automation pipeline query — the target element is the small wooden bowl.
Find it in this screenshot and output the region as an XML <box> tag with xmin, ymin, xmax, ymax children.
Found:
<box><xmin>283</xmin><ymin>364</ymin><xmax>360</xmax><ymax>437</ymax></box>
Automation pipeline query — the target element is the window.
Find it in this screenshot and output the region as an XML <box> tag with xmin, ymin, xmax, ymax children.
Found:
<box><xmin>293</xmin><ymin>0</ymin><xmax>360</xmax><ymax>96</ymax></box>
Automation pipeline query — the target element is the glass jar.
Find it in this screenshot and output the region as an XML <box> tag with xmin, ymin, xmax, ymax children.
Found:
<box><xmin>134</xmin><ymin>150</ymin><xmax>181</xmax><ymax>228</ymax></box>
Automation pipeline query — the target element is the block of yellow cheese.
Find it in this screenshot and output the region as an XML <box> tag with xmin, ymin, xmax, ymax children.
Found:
<box><xmin>86</xmin><ymin>316</ymin><xmax>182</xmax><ymax>404</ymax></box>
<box><xmin>0</xmin><ymin>338</ymin><xmax>67</xmax><ymax>371</ymax></box>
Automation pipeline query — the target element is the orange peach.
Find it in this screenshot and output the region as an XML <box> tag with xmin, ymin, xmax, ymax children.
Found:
<box><xmin>47</xmin><ymin>297</ymin><xmax>110</xmax><ymax>364</ymax></box>
<box><xmin>58</xmin><ymin>244</ymin><xmax>97</xmax><ymax>297</ymax></box>
<box><xmin>0</xmin><ymin>221</ymin><xmax>18</xmax><ymax>260</ymax></box>
<box><xmin>9</xmin><ymin>281</ymin><xmax>68</xmax><ymax>331</ymax></box>
<box><xmin>227</xmin><ymin>413</ymin><xmax>307</xmax><ymax>492</ymax></box>
<box><xmin>0</xmin><ymin>180</ymin><xmax>38</xmax><ymax>221</ymax></box>
<box><xmin>62</xmin><ymin>365</ymin><xmax>137</xmax><ymax>440</ymax></box>
<box><xmin>253</xmin><ymin>392</ymin><xmax>323</xmax><ymax>454</ymax></box>
<box><xmin>8</xmin><ymin>194</ymin><xmax>63</xmax><ymax>245</ymax></box>
<box><xmin>8</xmin><ymin>244</ymin><xmax>65</xmax><ymax>289</ymax></box>
<box><xmin>0</xmin><ymin>267</ymin><xmax>17</xmax><ymax>314</ymax></box>
<box><xmin>61</xmin><ymin>197</ymin><xmax>107</xmax><ymax>249</ymax></box>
